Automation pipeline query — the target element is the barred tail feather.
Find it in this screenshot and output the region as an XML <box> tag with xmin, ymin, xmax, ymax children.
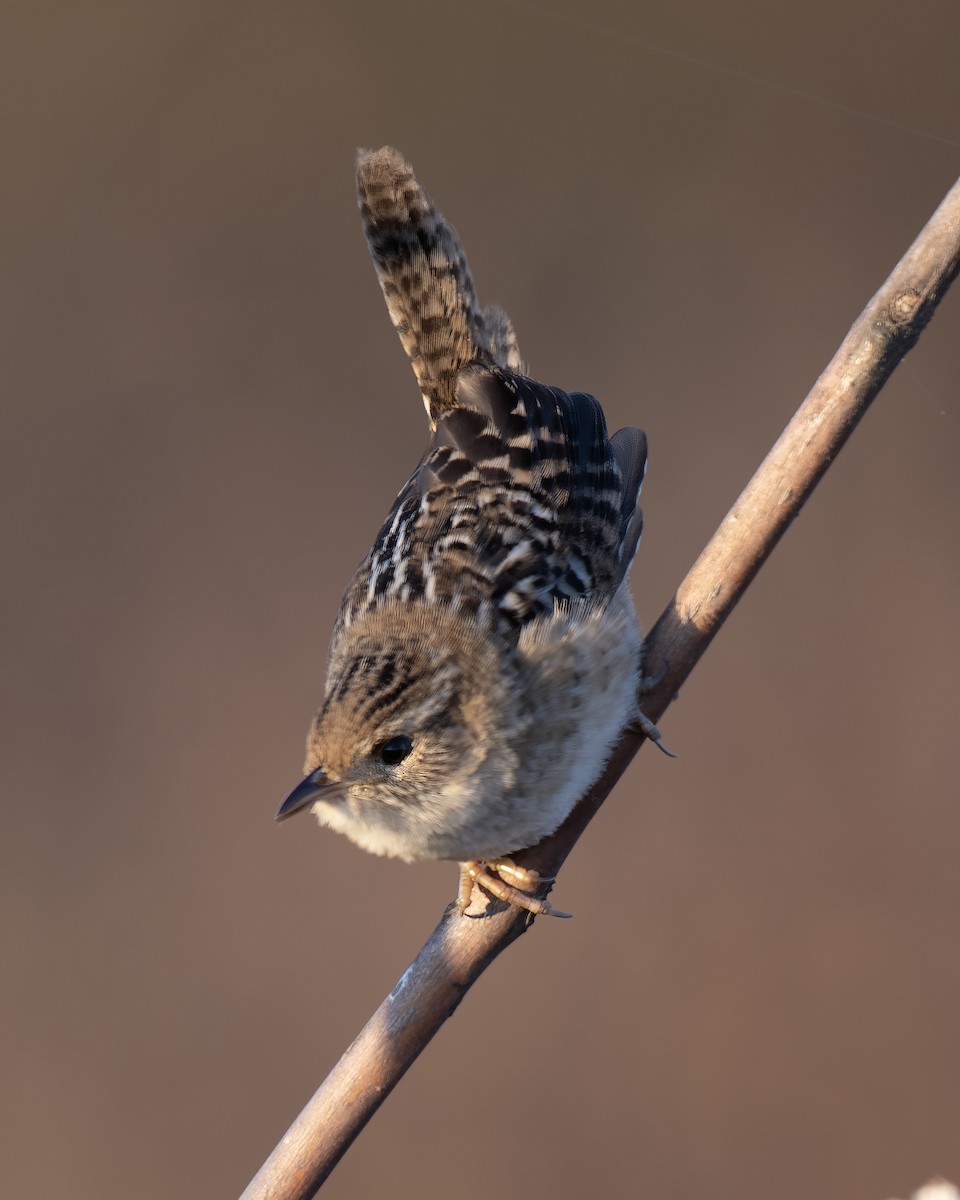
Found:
<box><xmin>356</xmin><ymin>147</ymin><xmax>522</xmax><ymax>425</ymax></box>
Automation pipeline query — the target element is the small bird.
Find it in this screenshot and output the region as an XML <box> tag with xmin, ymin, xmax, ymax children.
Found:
<box><xmin>277</xmin><ymin>147</ymin><xmax>660</xmax><ymax>917</ymax></box>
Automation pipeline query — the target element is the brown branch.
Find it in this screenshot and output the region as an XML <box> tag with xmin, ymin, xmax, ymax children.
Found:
<box><xmin>240</xmin><ymin>175</ymin><xmax>960</xmax><ymax>1200</ymax></box>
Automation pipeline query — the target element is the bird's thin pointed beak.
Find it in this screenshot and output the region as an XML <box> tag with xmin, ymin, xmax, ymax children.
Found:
<box><xmin>276</xmin><ymin>768</ymin><xmax>328</xmax><ymax>821</ymax></box>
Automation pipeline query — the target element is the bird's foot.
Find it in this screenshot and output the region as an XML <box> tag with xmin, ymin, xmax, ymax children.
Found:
<box><xmin>457</xmin><ymin>858</ymin><xmax>572</xmax><ymax>918</ymax></box>
<box><xmin>628</xmin><ymin>710</ymin><xmax>676</xmax><ymax>758</ymax></box>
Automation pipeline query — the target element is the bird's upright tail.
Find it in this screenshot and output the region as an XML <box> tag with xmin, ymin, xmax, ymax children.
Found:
<box><xmin>356</xmin><ymin>147</ymin><xmax>522</xmax><ymax>427</ymax></box>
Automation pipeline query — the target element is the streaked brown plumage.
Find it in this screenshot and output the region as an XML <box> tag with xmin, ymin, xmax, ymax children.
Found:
<box><xmin>277</xmin><ymin>148</ymin><xmax>656</xmax><ymax>916</ymax></box>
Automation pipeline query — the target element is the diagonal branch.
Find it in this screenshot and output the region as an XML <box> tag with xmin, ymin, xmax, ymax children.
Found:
<box><xmin>241</xmin><ymin>173</ymin><xmax>960</xmax><ymax>1200</ymax></box>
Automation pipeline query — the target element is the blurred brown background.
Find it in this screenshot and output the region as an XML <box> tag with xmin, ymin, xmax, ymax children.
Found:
<box><xmin>3</xmin><ymin>2</ymin><xmax>959</xmax><ymax>1198</ymax></box>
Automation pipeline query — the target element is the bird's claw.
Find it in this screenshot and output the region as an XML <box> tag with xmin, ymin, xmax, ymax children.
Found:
<box><xmin>629</xmin><ymin>710</ymin><xmax>676</xmax><ymax>758</ymax></box>
<box><xmin>457</xmin><ymin>858</ymin><xmax>571</xmax><ymax>918</ymax></box>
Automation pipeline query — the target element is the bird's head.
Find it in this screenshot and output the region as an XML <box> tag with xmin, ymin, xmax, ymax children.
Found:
<box><xmin>276</xmin><ymin>599</ymin><xmax>522</xmax><ymax>861</ymax></box>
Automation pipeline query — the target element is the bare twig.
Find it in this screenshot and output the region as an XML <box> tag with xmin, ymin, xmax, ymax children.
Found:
<box><xmin>241</xmin><ymin>175</ymin><xmax>960</xmax><ymax>1200</ymax></box>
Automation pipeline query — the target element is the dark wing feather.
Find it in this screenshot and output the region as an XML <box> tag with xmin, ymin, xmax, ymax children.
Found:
<box><xmin>610</xmin><ymin>426</ymin><xmax>648</xmax><ymax>583</ymax></box>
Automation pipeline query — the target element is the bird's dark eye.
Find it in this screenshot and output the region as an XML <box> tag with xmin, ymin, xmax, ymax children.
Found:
<box><xmin>377</xmin><ymin>735</ymin><xmax>413</xmax><ymax>766</ymax></box>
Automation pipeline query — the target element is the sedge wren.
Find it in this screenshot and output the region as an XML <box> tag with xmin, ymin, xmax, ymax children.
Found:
<box><xmin>277</xmin><ymin>147</ymin><xmax>660</xmax><ymax>917</ymax></box>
